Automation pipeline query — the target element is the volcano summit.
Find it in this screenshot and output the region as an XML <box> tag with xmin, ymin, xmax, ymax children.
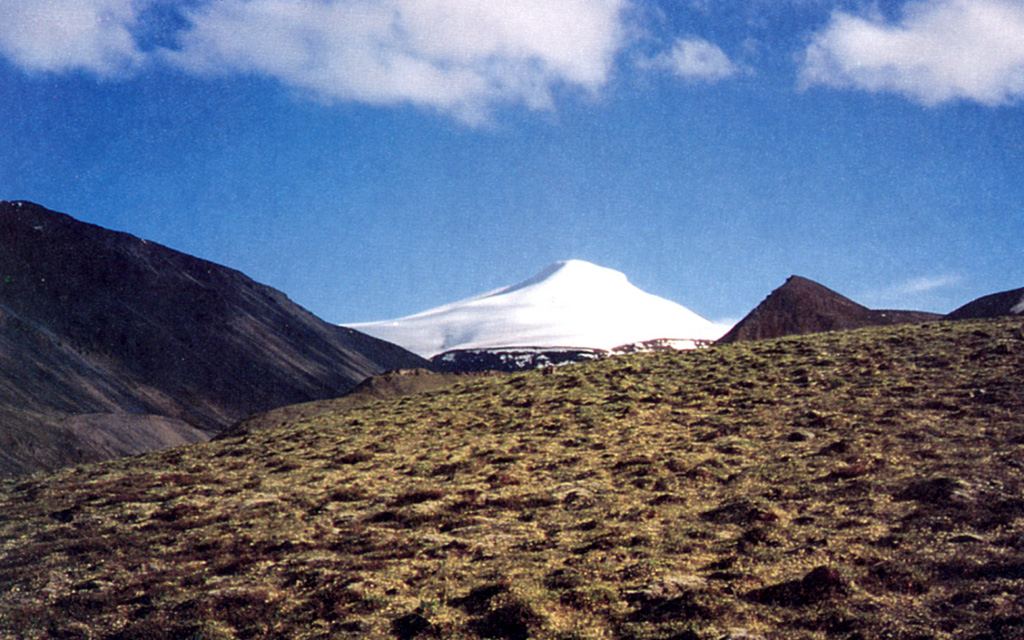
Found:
<box><xmin>346</xmin><ymin>260</ymin><xmax>728</xmax><ymax>359</ymax></box>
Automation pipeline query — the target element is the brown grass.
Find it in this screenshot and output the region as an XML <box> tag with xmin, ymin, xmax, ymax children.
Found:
<box><xmin>1</xmin><ymin>318</ymin><xmax>1023</xmax><ymax>639</ymax></box>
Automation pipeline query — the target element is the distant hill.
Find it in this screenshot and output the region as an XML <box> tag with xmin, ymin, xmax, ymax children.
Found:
<box><xmin>2</xmin><ymin>317</ymin><xmax>1023</xmax><ymax>640</ymax></box>
<box><xmin>946</xmin><ymin>286</ymin><xmax>1024</xmax><ymax>320</ymax></box>
<box><xmin>0</xmin><ymin>200</ymin><xmax>427</xmax><ymax>476</ymax></box>
<box><xmin>718</xmin><ymin>275</ymin><xmax>940</xmax><ymax>344</ymax></box>
<box><xmin>225</xmin><ymin>368</ymin><xmax>486</xmax><ymax>437</ymax></box>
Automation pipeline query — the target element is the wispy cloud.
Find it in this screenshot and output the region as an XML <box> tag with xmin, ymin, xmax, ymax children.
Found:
<box><xmin>890</xmin><ymin>275</ymin><xmax>965</xmax><ymax>296</ymax></box>
<box><xmin>0</xmin><ymin>0</ymin><xmax>150</xmax><ymax>75</ymax></box>
<box><xmin>800</xmin><ymin>0</ymin><xmax>1024</xmax><ymax>106</ymax></box>
<box><xmin>861</xmin><ymin>274</ymin><xmax>965</xmax><ymax>309</ymax></box>
<box><xmin>648</xmin><ymin>37</ymin><xmax>738</xmax><ymax>83</ymax></box>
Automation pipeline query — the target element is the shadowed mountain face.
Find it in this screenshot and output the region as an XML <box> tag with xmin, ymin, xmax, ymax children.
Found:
<box><xmin>718</xmin><ymin>275</ymin><xmax>940</xmax><ymax>344</ymax></box>
<box><xmin>946</xmin><ymin>287</ymin><xmax>1024</xmax><ymax>320</ymax></box>
<box><xmin>0</xmin><ymin>201</ymin><xmax>428</xmax><ymax>476</ymax></box>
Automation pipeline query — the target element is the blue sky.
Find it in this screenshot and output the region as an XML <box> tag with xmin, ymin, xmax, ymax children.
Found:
<box><xmin>1</xmin><ymin>0</ymin><xmax>1022</xmax><ymax>325</ymax></box>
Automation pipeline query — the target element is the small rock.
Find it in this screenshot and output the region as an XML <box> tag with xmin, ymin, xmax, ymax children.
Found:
<box><xmin>801</xmin><ymin>566</ymin><xmax>848</xmax><ymax>600</ymax></box>
<box><xmin>824</xmin><ymin>461</ymin><xmax>871</xmax><ymax>480</ymax></box>
<box><xmin>49</xmin><ymin>507</ymin><xmax>76</xmax><ymax>523</ymax></box>
<box><xmin>344</xmin><ymin>581</ymin><xmax>369</xmax><ymax>598</ymax></box>
<box><xmin>708</xmin><ymin>570</ymin><xmax>747</xmax><ymax>582</ymax></box>
<box><xmin>787</xmin><ymin>430</ymin><xmax>815</xmax><ymax>442</ymax></box>
<box><xmin>815</xmin><ymin>439</ymin><xmax>850</xmax><ymax>456</ymax></box>
<box><xmin>560</xmin><ymin>488</ymin><xmax>596</xmax><ymax>509</ymax></box>
<box><xmin>701</xmin><ymin>498</ymin><xmax>779</xmax><ymax>525</ymax></box>
<box><xmin>896</xmin><ymin>477</ymin><xmax>962</xmax><ymax>503</ymax></box>
<box><xmin>640</xmin><ymin>574</ymin><xmax>707</xmax><ymax>599</ymax></box>
<box><xmin>720</xmin><ymin>629</ymin><xmax>767</xmax><ymax>640</ymax></box>
<box><xmin>950</xmin><ymin>533</ymin><xmax>985</xmax><ymax>544</ymax></box>
<box><xmin>391</xmin><ymin>612</ymin><xmax>433</xmax><ymax>640</ymax></box>
<box><xmin>747</xmin><ymin>565</ymin><xmax>847</xmax><ymax>606</ymax></box>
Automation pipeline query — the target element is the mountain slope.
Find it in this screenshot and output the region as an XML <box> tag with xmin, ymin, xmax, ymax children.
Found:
<box><xmin>2</xmin><ymin>317</ymin><xmax>1022</xmax><ymax>639</ymax></box>
<box><xmin>0</xmin><ymin>406</ymin><xmax>209</xmax><ymax>479</ymax></box>
<box><xmin>0</xmin><ymin>200</ymin><xmax>427</xmax><ymax>476</ymax></box>
<box><xmin>347</xmin><ymin>260</ymin><xmax>727</xmax><ymax>357</ymax></box>
<box><xmin>946</xmin><ymin>286</ymin><xmax>1024</xmax><ymax>320</ymax></box>
<box><xmin>718</xmin><ymin>275</ymin><xmax>941</xmax><ymax>344</ymax></box>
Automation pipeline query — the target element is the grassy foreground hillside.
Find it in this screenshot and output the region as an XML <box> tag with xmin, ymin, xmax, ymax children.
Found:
<box><xmin>2</xmin><ymin>318</ymin><xmax>1023</xmax><ymax>640</ymax></box>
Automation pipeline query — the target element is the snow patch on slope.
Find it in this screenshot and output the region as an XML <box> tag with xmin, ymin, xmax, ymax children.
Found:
<box><xmin>346</xmin><ymin>260</ymin><xmax>729</xmax><ymax>358</ymax></box>
<box><xmin>1012</xmin><ymin>293</ymin><xmax>1024</xmax><ymax>315</ymax></box>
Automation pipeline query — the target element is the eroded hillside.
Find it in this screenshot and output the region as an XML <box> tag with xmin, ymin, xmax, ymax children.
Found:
<box><xmin>0</xmin><ymin>201</ymin><xmax>427</xmax><ymax>477</ymax></box>
<box><xmin>1</xmin><ymin>318</ymin><xmax>1023</xmax><ymax>640</ymax></box>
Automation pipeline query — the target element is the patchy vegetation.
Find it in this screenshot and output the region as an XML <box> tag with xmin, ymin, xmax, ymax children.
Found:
<box><xmin>2</xmin><ymin>318</ymin><xmax>1023</xmax><ymax>640</ymax></box>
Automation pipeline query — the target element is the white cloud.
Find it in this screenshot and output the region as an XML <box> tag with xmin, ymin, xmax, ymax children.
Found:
<box><xmin>0</xmin><ymin>0</ymin><xmax>149</xmax><ymax>75</ymax></box>
<box><xmin>651</xmin><ymin>37</ymin><xmax>738</xmax><ymax>82</ymax></box>
<box><xmin>0</xmin><ymin>0</ymin><xmax>628</xmax><ymax>123</ymax></box>
<box><xmin>164</xmin><ymin>0</ymin><xmax>629</xmax><ymax>123</ymax></box>
<box><xmin>801</xmin><ymin>0</ymin><xmax>1024</xmax><ymax>106</ymax></box>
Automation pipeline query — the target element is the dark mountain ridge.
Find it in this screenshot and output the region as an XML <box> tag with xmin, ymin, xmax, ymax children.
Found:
<box><xmin>0</xmin><ymin>200</ymin><xmax>427</xmax><ymax>476</ymax></box>
<box><xmin>718</xmin><ymin>275</ymin><xmax>941</xmax><ymax>344</ymax></box>
<box><xmin>947</xmin><ymin>286</ymin><xmax>1024</xmax><ymax>320</ymax></box>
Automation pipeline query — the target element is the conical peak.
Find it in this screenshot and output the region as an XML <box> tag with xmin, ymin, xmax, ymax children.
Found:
<box><xmin>348</xmin><ymin>259</ymin><xmax>723</xmax><ymax>357</ymax></box>
<box><xmin>772</xmin><ymin>276</ymin><xmax>864</xmax><ymax>306</ymax></box>
<box><xmin>548</xmin><ymin>259</ymin><xmax>617</xmax><ymax>274</ymax></box>
<box><xmin>529</xmin><ymin>260</ymin><xmax>629</xmax><ymax>287</ymax></box>
<box><xmin>718</xmin><ymin>273</ymin><xmax>940</xmax><ymax>344</ymax></box>
<box><xmin>495</xmin><ymin>260</ymin><xmax>629</xmax><ymax>297</ymax></box>
<box><xmin>780</xmin><ymin>275</ymin><xmax>836</xmax><ymax>293</ymax></box>
<box><xmin>548</xmin><ymin>260</ymin><xmax>618</xmax><ymax>278</ymax></box>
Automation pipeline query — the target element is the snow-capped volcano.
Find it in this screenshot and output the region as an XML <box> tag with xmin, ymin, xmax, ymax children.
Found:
<box><xmin>346</xmin><ymin>260</ymin><xmax>729</xmax><ymax>358</ymax></box>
